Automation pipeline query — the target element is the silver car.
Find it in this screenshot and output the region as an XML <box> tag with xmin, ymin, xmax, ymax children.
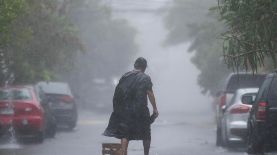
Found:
<box><xmin>215</xmin><ymin>73</ymin><xmax>265</xmax><ymax>146</ymax></box>
<box><xmin>221</xmin><ymin>88</ymin><xmax>258</xmax><ymax>147</ymax></box>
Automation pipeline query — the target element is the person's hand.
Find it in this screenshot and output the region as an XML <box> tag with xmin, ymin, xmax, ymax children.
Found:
<box><xmin>153</xmin><ymin>109</ymin><xmax>159</xmax><ymax>118</ymax></box>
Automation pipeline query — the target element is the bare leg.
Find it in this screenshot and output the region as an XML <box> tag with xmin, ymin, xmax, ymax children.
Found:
<box><xmin>121</xmin><ymin>138</ymin><xmax>129</xmax><ymax>155</ymax></box>
<box><xmin>143</xmin><ymin>140</ymin><xmax>151</xmax><ymax>155</ymax></box>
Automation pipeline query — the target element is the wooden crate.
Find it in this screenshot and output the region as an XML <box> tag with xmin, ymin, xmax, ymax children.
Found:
<box><xmin>102</xmin><ymin>143</ymin><xmax>123</xmax><ymax>155</ymax></box>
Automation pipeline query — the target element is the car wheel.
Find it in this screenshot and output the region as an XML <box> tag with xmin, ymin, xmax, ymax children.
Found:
<box><xmin>68</xmin><ymin>109</ymin><xmax>77</xmax><ymax>130</ymax></box>
<box><xmin>222</xmin><ymin>126</ymin><xmax>231</xmax><ymax>148</ymax></box>
<box><xmin>46</xmin><ymin>118</ymin><xmax>57</xmax><ymax>138</ymax></box>
<box><xmin>35</xmin><ymin>131</ymin><xmax>44</xmax><ymax>143</ymax></box>
<box><xmin>68</xmin><ymin>120</ymin><xmax>76</xmax><ymax>130</ymax></box>
<box><xmin>247</xmin><ymin>127</ymin><xmax>263</xmax><ymax>154</ymax></box>
<box><xmin>46</xmin><ymin>125</ymin><xmax>56</xmax><ymax>138</ymax></box>
<box><xmin>216</xmin><ymin>127</ymin><xmax>223</xmax><ymax>146</ymax></box>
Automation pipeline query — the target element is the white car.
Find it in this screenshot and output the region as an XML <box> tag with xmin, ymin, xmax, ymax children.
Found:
<box><xmin>221</xmin><ymin>88</ymin><xmax>258</xmax><ymax>147</ymax></box>
<box><xmin>215</xmin><ymin>73</ymin><xmax>265</xmax><ymax>146</ymax></box>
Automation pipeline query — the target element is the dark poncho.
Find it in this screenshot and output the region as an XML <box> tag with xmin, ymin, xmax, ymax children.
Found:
<box><xmin>103</xmin><ymin>70</ymin><xmax>153</xmax><ymax>140</ymax></box>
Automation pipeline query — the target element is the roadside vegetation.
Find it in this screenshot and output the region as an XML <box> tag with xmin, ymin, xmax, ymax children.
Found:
<box><xmin>165</xmin><ymin>0</ymin><xmax>277</xmax><ymax>96</ymax></box>
<box><xmin>165</xmin><ymin>0</ymin><xmax>230</xmax><ymax>95</ymax></box>
<box><xmin>218</xmin><ymin>0</ymin><xmax>277</xmax><ymax>72</ymax></box>
<box><xmin>0</xmin><ymin>0</ymin><xmax>137</xmax><ymax>85</ymax></box>
<box><xmin>0</xmin><ymin>0</ymin><xmax>83</xmax><ymax>84</ymax></box>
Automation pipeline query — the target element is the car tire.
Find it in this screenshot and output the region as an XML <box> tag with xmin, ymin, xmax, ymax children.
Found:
<box><xmin>46</xmin><ymin>118</ymin><xmax>57</xmax><ymax>138</ymax></box>
<box><xmin>68</xmin><ymin>120</ymin><xmax>76</xmax><ymax>130</ymax></box>
<box><xmin>222</xmin><ymin>127</ymin><xmax>231</xmax><ymax>148</ymax></box>
<box><xmin>46</xmin><ymin>126</ymin><xmax>56</xmax><ymax>138</ymax></box>
<box><xmin>247</xmin><ymin>127</ymin><xmax>263</xmax><ymax>154</ymax></box>
<box><xmin>68</xmin><ymin>109</ymin><xmax>77</xmax><ymax>130</ymax></box>
<box><xmin>35</xmin><ymin>131</ymin><xmax>44</xmax><ymax>143</ymax></box>
<box><xmin>216</xmin><ymin>127</ymin><xmax>223</xmax><ymax>146</ymax></box>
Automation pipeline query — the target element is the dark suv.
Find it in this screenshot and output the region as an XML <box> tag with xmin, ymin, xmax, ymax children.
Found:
<box><xmin>247</xmin><ymin>72</ymin><xmax>277</xmax><ymax>153</ymax></box>
<box><xmin>36</xmin><ymin>82</ymin><xmax>78</xmax><ymax>130</ymax></box>
<box><xmin>216</xmin><ymin>73</ymin><xmax>266</xmax><ymax>146</ymax></box>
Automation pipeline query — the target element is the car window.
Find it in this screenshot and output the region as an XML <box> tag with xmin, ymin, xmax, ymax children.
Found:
<box><xmin>226</xmin><ymin>74</ymin><xmax>265</xmax><ymax>93</ymax></box>
<box><xmin>0</xmin><ymin>90</ymin><xmax>10</xmax><ymax>100</ymax></box>
<box><xmin>268</xmin><ymin>76</ymin><xmax>277</xmax><ymax>99</ymax></box>
<box><xmin>34</xmin><ymin>85</ymin><xmax>44</xmax><ymax>102</ymax></box>
<box><xmin>38</xmin><ymin>82</ymin><xmax>72</xmax><ymax>96</ymax></box>
<box><xmin>241</xmin><ymin>93</ymin><xmax>256</xmax><ymax>105</ymax></box>
<box><xmin>0</xmin><ymin>88</ymin><xmax>33</xmax><ymax>100</ymax></box>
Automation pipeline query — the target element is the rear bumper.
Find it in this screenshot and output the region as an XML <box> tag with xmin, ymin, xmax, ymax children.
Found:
<box><xmin>257</xmin><ymin>122</ymin><xmax>277</xmax><ymax>143</ymax></box>
<box><xmin>227</xmin><ymin>121</ymin><xmax>247</xmax><ymax>142</ymax></box>
<box><xmin>0</xmin><ymin>116</ymin><xmax>13</xmax><ymax>136</ymax></box>
<box><xmin>230</xmin><ymin>128</ymin><xmax>247</xmax><ymax>140</ymax></box>
<box><xmin>52</xmin><ymin>109</ymin><xmax>77</xmax><ymax>123</ymax></box>
<box><xmin>0</xmin><ymin>123</ymin><xmax>10</xmax><ymax>136</ymax></box>
<box><xmin>13</xmin><ymin>116</ymin><xmax>44</xmax><ymax>133</ymax></box>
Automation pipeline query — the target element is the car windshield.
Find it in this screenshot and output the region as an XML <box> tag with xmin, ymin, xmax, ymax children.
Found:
<box><xmin>0</xmin><ymin>88</ymin><xmax>32</xmax><ymax>101</ymax></box>
<box><xmin>226</xmin><ymin>74</ymin><xmax>265</xmax><ymax>93</ymax></box>
<box><xmin>37</xmin><ymin>82</ymin><xmax>71</xmax><ymax>96</ymax></box>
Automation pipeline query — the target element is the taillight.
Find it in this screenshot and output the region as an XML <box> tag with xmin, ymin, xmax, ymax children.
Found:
<box><xmin>15</xmin><ymin>105</ymin><xmax>42</xmax><ymax>116</ymax></box>
<box><xmin>220</xmin><ymin>94</ymin><xmax>226</xmax><ymax>108</ymax></box>
<box><xmin>60</xmin><ymin>95</ymin><xmax>74</xmax><ymax>103</ymax></box>
<box><xmin>256</xmin><ymin>102</ymin><xmax>268</xmax><ymax>121</ymax></box>
<box><xmin>230</xmin><ymin>104</ymin><xmax>250</xmax><ymax>114</ymax></box>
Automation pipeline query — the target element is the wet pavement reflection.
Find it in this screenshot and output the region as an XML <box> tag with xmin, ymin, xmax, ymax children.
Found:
<box><xmin>0</xmin><ymin>110</ymin><xmax>253</xmax><ymax>155</ymax></box>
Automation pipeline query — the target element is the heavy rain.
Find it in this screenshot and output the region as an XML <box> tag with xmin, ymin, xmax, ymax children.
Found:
<box><xmin>1</xmin><ymin>0</ymin><xmax>277</xmax><ymax>155</ymax></box>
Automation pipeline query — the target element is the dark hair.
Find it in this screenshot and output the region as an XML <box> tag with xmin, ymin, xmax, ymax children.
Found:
<box><xmin>134</xmin><ymin>57</ymin><xmax>147</xmax><ymax>70</ymax></box>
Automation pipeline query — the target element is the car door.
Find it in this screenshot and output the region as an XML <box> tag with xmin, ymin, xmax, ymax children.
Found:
<box><xmin>266</xmin><ymin>76</ymin><xmax>277</xmax><ymax>133</ymax></box>
<box><xmin>250</xmin><ymin>77</ymin><xmax>272</xmax><ymax>125</ymax></box>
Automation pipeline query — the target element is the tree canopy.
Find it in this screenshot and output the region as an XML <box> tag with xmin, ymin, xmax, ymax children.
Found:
<box><xmin>165</xmin><ymin>0</ymin><xmax>231</xmax><ymax>95</ymax></box>
<box><xmin>58</xmin><ymin>0</ymin><xmax>138</xmax><ymax>108</ymax></box>
<box><xmin>0</xmin><ymin>0</ymin><xmax>137</xmax><ymax>85</ymax></box>
<box><xmin>218</xmin><ymin>0</ymin><xmax>277</xmax><ymax>71</ymax></box>
<box><xmin>0</xmin><ymin>0</ymin><xmax>82</xmax><ymax>84</ymax></box>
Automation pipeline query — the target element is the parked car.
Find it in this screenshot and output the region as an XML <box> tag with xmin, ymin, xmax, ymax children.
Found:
<box><xmin>34</xmin><ymin>85</ymin><xmax>57</xmax><ymax>138</ymax></box>
<box><xmin>247</xmin><ymin>72</ymin><xmax>277</xmax><ymax>154</ymax></box>
<box><xmin>36</xmin><ymin>82</ymin><xmax>78</xmax><ymax>129</ymax></box>
<box><xmin>0</xmin><ymin>86</ymin><xmax>56</xmax><ymax>143</ymax></box>
<box><xmin>221</xmin><ymin>88</ymin><xmax>258</xmax><ymax>147</ymax></box>
<box><xmin>216</xmin><ymin>73</ymin><xmax>266</xmax><ymax>146</ymax></box>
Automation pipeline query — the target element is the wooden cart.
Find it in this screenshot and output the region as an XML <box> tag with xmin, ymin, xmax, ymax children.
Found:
<box><xmin>102</xmin><ymin>143</ymin><xmax>123</xmax><ymax>155</ymax></box>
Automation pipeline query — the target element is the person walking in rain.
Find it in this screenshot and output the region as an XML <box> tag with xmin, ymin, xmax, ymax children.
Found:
<box><xmin>104</xmin><ymin>57</ymin><xmax>159</xmax><ymax>155</ymax></box>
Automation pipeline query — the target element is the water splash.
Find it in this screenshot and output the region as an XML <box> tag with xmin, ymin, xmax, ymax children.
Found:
<box><xmin>0</xmin><ymin>73</ymin><xmax>21</xmax><ymax>150</ymax></box>
<box><xmin>8</xmin><ymin>124</ymin><xmax>17</xmax><ymax>144</ymax></box>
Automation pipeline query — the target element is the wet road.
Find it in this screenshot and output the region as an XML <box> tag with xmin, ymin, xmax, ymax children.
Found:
<box><xmin>0</xmin><ymin>110</ymin><xmax>250</xmax><ymax>155</ymax></box>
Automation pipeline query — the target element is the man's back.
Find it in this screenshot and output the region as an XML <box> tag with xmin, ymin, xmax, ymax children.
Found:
<box><xmin>104</xmin><ymin>57</ymin><xmax>158</xmax><ymax>155</ymax></box>
<box><xmin>113</xmin><ymin>70</ymin><xmax>152</xmax><ymax>113</ymax></box>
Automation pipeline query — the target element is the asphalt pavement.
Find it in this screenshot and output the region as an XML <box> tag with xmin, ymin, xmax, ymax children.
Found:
<box><xmin>0</xmin><ymin>109</ymin><xmax>255</xmax><ymax>155</ymax></box>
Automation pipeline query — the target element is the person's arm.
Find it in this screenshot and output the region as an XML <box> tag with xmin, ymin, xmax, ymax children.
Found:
<box><xmin>147</xmin><ymin>90</ymin><xmax>159</xmax><ymax>117</ymax></box>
